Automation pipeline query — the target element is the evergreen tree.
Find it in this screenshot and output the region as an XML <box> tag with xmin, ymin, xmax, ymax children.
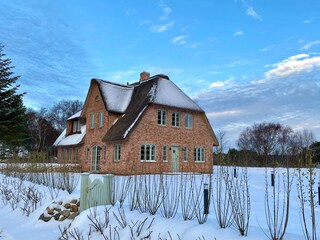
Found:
<box><xmin>0</xmin><ymin>43</ymin><xmax>27</xmax><ymax>147</ymax></box>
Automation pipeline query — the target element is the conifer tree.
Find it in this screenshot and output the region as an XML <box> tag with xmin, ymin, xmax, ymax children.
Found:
<box><xmin>0</xmin><ymin>43</ymin><xmax>27</xmax><ymax>147</ymax></box>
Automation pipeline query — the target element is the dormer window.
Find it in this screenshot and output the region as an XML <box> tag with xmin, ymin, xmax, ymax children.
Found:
<box><xmin>72</xmin><ymin>120</ymin><xmax>81</xmax><ymax>133</ymax></box>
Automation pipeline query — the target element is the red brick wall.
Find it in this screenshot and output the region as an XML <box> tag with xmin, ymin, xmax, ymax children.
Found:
<box><xmin>58</xmin><ymin>82</ymin><xmax>217</xmax><ymax>174</ymax></box>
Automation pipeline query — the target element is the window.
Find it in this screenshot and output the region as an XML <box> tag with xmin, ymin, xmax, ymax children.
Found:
<box><xmin>73</xmin><ymin>147</ymin><xmax>78</xmax><ymax>161</ymax></box>
<box><xmin>99</xmin><ymin>112</ymin><xmax>104</xmax><ymax>127</ymax></box>
<box><xmin>163</xmin><ymin>145</ymin><xmax>168</xmax><ymax>161</ymax></box>
<box><xmin>114</xmin><ymin>144</ymin><xmax>121</xmax><ymax>161</ymax></box>
<box><xmin>86</xmin><ymin>146</ymin><xmax>89</xmax><ymax>160</ymax></box>
<box><xmin>157</xmin><ymin>110</ymin><xmax>166</xmax><ymax>126</ymax></box>
<box><xmin>172</xmin><ymin>112</ymin><xmax>180</xmax><ymax>127</ymax></box>
<box><xmin>92</xmin><ymin>145</ymin><xmax>101</xmax><ymax>171</ymax></box>
<box><xmin>183</xmin><ymin>146</ymin><xmax>188</xmax><ymax>162</ymax></box>
<box><xmin>90</xmin><ymin>113</ymin><xmax>95</xmax><ymax>129</ymax></box>
<box><xmin>72</xmin><ymin>120</ymin><xmax>81</xmax><ymax>133</ymax></box>
<box><xmin>62</xmin><ymin>148</ymin><xmax>66</xmax><ymax>160</ymax></box>
<box><xmin>140</xmin><ymin>144</ymin><xmax>156</xmax><ymax>162</ymax></box>
<box><xmin>185</xmin><ymin>114</ymin><xmax>193</xmax><ymax>129</ymax></box>
<box><xmin>194</xmin><ymin>147</ymin><xmax>205</xmax><ymax>162</ymax></box>
<box><xmin>67</xmin><ymin>148</ymin><xmax>72</xmax><ymax>161</ymax></box>
<box><xmin>103</xmin><ymin>145</ymin><xmax>106</xmax><ymax>160</ymax></box>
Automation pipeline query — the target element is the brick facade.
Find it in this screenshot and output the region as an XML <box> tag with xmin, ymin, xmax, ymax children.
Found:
<box><xmin>56</xmin><ymin>76</ymin><xmax>218</xmax><ymax>174</ymax></box>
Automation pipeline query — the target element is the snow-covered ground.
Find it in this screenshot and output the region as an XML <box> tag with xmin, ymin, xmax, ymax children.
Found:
<box><xmin>0</xmin><ymin>167</ymin><xmax>319</xmax><ymax>240</ymax></box>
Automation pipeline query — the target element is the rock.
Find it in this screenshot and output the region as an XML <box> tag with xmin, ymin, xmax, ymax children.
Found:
<box><xmin>46</xmin><ymin>207</ymin><xmax>54</xmax><ymax>215</ymax></box>
<box><xmin>54</xmin><ymin>206</ymin><xmax>61</xmax><ymax>212</ymax></box>
<box><xmin>70</xmin><ymin>199</ymin><xmax>77</xmax><ymax>204</ymax></box>
<box><xmin>70</xmin><ymin>204</ymin><xmax>78</xmax><ymax>212</ymax></box>
<box><xmin>59</xmin><ymin>215</ymin><xmax>67</xmax><ymax>222</ymax></box>
<box><xmin>39</xmin><ymin>213</ymin><xmax>52</xmax><ymax>222</ymax></box>
<box><xmin>61</xmin><ymin>210</ymin><xmax>70</xmax><ymax>218</ymax></box>
<box><xmin>76</xmin><ymin>201</ymin><xmax>80</xmax><ymax>207</ymax></box>
<box><xmin>53</xmin><ymin>213</ymin><xmax>61</xmax><ymax>221</ymax></box>
<box><xmin>68</xmin><ymin>212</ymin><xmax>79</xmax><ymax>220</ymax></box>
<box><xmin>64</xmin><ymin>203</ymin><xmax>71</xmax><ymax>209</ymax></box>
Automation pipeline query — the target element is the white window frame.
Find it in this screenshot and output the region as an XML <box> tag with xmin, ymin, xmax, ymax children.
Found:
<box><xmin>73</xmin><ymin>146</ymin><xmax>78</xmax><ymax>161</ymax></box>
<box><xmin>114</xmin><ymin>144</ymin><xmax>121</xmax><ymax>161</ymax></box>
<box><xmin>99</xmin><ymin>112</ymin><xmax>104</xmax><ymax>127</ymax></box>
<box><xmin>140</xmin><ymin>144</ymin><xmax>156</xmax><ymax>162</ymax></box>
<box><xmin>185</xmin><ymin>114</ymin><xmax>193</xmax><ymax>129</ymax></box>
<box><xmin>72</xmin><ymin>120</ymin><xmax>81</xmax><ymax>133</ymax></box>
<box><xmin>194</xmin><ymin>147</ymin><xmax>205</xmax><ymax>162</ymax></box>
<box><xmin>90</xmin><ymin>113</ymin><xmax>95</xmax><ymax>129</ymax></box>
<box><xmin>172</xmin><ymin>112</ymin><xmax>180</xmax><ymax>127</ymax></box>
<box><xmin>163</xmin><ymin>145</ymin><xmax>168</xmax><ymax>162</ymax></box>
<box><xmin>183</xmin><ymin>146</ymin><xmax>188</xmax><ymax>162</ymax></box>
<box><xmin>91</xmin><ymin>145</ymin><xmax>101</xmax><ymax>171</ymax></box>
<box><xmin>157</xmin><ymin>109</ymin><xmax>166</xmax><ymax>126</ymax></box>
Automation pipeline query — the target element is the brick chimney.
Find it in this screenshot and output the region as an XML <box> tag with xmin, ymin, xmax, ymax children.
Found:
<box><xmin>140</xmin><ymin>71</ymin><xmax>150</xmax><ymax>82</ymax></box>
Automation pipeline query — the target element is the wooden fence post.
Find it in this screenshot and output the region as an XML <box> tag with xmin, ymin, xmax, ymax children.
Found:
<box><xmin>103</xmin><ymin>174</ymin><xmax>114</xmax><ymax>205</ymax></box>
<box><xmin>80</xmin><ymin>172</ymin><xmax>90</xmax><ymax>212</ymax></box>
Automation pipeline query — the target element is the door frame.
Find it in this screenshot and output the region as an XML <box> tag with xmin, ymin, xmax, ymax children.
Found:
<box><xmin>171</xmin><ymin>145</ymin><xmax>180</xmax><ymax>173</ymax></box>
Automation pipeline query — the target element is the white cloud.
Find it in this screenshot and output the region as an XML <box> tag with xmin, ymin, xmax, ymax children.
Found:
<box><xmin>264</xmin><ymin>53</ymin><xmax>320</xmax><ymax>78</ymax></box>
<box><xmin>172</xmin><ymin>35</ymin><xmax>188</xmax><ymax>45</ymax></box>
<box><xmin>246</xmin><ymin>6</ymin><xmax>262</xmax><ymax>20</ymax></box>
<box><xmin>150</xmin><ymin>21</ymin><xmax>174</xmax><ymax>32</ymax></box>
<box><xmin>159</xmin><ymin>4</ymin><xmax>172</xmax><ymax>21</ymax></box>
<box><xmin>301</xmin><ymin>40</ymin><xmax>320</xmax><ymax>50</ymax></box>
<box><xmin>207</xmin><ymin>110</ymin><xmax>243</xmax><ymax>118</ymax></box>
<box><xmin>234</xmin><ymin>30</ymin><xmax>244</xmax><ymax>36</ymax></box>
<box><xmin>303</xmin><ymin>17</ymin><xmax>314</xmax><ymax>24</ymax></box>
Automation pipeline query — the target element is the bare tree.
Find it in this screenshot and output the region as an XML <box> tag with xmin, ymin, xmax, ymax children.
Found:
<box><xmin>49</xmin><ymin>99</ymin><xmax>83</xmax><ymax>133</ymax></box>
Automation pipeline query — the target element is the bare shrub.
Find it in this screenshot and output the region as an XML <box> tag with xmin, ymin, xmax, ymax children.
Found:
<box><xmin>212</xmin><ymin>165</ymin><xmax>232</xmax><ymax>228</ymax></box>
<box><xmin>180</xmin><ymin>173</ymin><xmax>196</xmax><ymax>221</ymax></box>
<box><xmin>263</xmin><ymin>166</ymin><xmax>294</xmax><ymax>240</ymax></box>
<box><xmin>160</xmin><ymin>174</ymin><xmax>180</xmax><ymax>219</ymax></box>
<box><xmin>296</xmin><ymin>150</ymin><xmax>318</xmax><ymax>240</ymax></box>
<box><xmin>225</xmin><ymin>166</ymin><xmax>250</xmax><ymax>236</ymax></box>
<box><xmin>128</xmin><ymin>175</ymin><xmax>139</xmax><ymax>211</ymax></box>
<box><xmin>112</xmin><ymin>175</ymin><xmax>132</xmax><ymax>207</ymax></box>
<box><xmin>20</xmin><ymin>184</ymin><xmax>44</xmax><ymax>216</ymax></box>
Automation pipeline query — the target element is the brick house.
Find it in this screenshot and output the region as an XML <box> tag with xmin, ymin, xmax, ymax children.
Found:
<box><xmin>53</xmin><ymin>72</ymin><xmax>218</xmax><ymax>174</ymax></box>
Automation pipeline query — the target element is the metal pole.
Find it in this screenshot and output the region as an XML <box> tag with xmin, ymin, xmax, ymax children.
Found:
<box><xmin>234</xmin><ymin>167</ymin><xmax>237</xmax><ymax>178</ymax></box>
<box><xmin>318</xmin><ymin>182</ymin><xmax>320</xmax><ymax>206</ymax></box>
<box><xmin>204</xmin><ymin>183</ymin><xmax>209</xmax><ymax>214</ymax></box>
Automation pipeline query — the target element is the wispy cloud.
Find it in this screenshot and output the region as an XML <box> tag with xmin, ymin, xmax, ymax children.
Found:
<box><xmin>159</xmin><ymin>2</ymin><xmax>172</xmax><ymax>21</ymax></box>
<box><xmin>301</xmin><ymin>40</ymin><xmax>320</xmax><ymax>50</ymax></box>
<box><xmin>246</xmin><ymin>6</ymin><xmax>262</xmax><ymax>20</ymax></box>
<box><xmin>234</xmin><ymin>30</ymin><xmax>244</xmax><ymax>36</ymax></box>
<box><xmin>240</xmin><ymin>0</ymin><xmax>262</xmax><ymax>21</ymax></box>
<box><xmin>150</xmin><ymin>21</ymin><xmax>174</xmax><ymax>32</ymax></box>
<box><xmin>194</xmin><ymin>53</ymin><xmax>320</xmax><ymax>145</ymax></box>
<box><xmin>264</xmin><ymin>53</ymin><xmax>320</xmax><ymax>78</ymax></box>
<box><xmin>172</xmin><ymin>35</ymin><xmax>188</xmax><ymax>45</ymax></box>
<box><xmin>303</xmin><ymin>17</ymin><xmax>314</xmax><ymax>24</ymax></box>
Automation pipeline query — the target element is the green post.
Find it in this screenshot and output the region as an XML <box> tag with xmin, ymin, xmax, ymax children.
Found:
<box><xmin>80</xmin><ymin>173</ymin><xmax>90</xmax><ymax>212</ymax></box>
<box><xmin>103</xmin><ymin>174</ymin><xmax>114</xmax><ymax>205</ymax></box>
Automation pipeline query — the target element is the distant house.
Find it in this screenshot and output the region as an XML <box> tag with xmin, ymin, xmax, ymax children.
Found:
<box><xmin>53</xmin><ymin>72</ymin><xmax>218</xmax><ymax>174</ymax></box>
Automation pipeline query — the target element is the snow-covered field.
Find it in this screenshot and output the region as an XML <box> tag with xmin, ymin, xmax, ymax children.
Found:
<box><xmin>0</xmin><ymin>167</ymin><xmax>319</xmax><ymax>240</ymax></box>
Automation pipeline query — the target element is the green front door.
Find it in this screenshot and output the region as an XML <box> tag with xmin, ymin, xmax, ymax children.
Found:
<box><xmin>171</xmin><ymin>146</ymin><xmax>179</xmax><ymax>173</ymax></box>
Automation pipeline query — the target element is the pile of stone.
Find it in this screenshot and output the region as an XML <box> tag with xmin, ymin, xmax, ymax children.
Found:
<box><xmin>39</xmin><ymin>198</ymin><xmax>80</xmax><ymax>222</ymax></box>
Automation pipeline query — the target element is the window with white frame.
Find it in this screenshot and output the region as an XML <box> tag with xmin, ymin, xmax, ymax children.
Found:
<box><xmin>183</xmin><ymin>146</ymin><xmax>188</xmax><ymax>162</ymax></box>
<box><xmin>163</xmin><ymin>145</ymin><xmax>168</xmax><ymax>161</ymax></box>
<box><xmin>72</xmin><ymin>120</ymin><xmax>81</xmax><ymax>133</ymax></box>
<box><xmin>90</xmin><ymin>113</ymin><xmax>95</xmax><ymax>129</ymax></box>
<box><xmin>157</xmin><ymin>110</ymin><xmax>166</xmax><ymax>126</ymax></box>
<box><xmin>73</xmin><ymin>147</ymin><xmax>78</xmax><ymax>161</ymax></box>
<box><xmin>194</xmin><ymin>147</ymin><xmax>205</xmax><ymax>162</ymax></box>
<box><xmin>140</xmin><ymin>144</ymin><xmax>156</xmax><ymax>162</ymax></box>
<box><xmin>99</xmin><ymin>112</ymin><xmax>104</xmax><ymax>127</ymax></box>
<box><xmin>172</xmin><ymin>112</ymin><xmax>180</xmax><ymax>127</ymax></box>
<box><xmin>185</xmin><ymin>114</ymin><xmax>193</xmax><ymax>129</ymax></box>
<box><xmin>114</xmin><ymin>144</ymin><xmax>121</xmax><ymax>161</ymax></box>
<box><xmin>67</xmin><ymin>148</ymin><xmax>72</xmax><ymax>161</ymax></box>
<box><xmin>92</xmin><ymin>145</ymin><xmax>101</xmax><ymax>171</ymax></box>
<box><xmin>103</xmin><ymin>145</ymin><xmax>106</xmax><ymax>160</ymax></box>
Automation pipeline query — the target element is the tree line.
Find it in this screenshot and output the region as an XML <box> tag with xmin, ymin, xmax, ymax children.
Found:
<box><xmin>0</xmin><ymin>43</ymin><xmax>82</xmax><ymax>159</ymax></box>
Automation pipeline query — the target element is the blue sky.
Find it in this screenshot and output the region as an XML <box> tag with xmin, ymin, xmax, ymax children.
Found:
<box><xmin>1</xmin><ymin>0</ymin><xmax>320</xmax><ymax>147</ymax></box>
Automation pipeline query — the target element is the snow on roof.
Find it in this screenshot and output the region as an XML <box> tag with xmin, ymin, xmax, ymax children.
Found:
<box><xmin>151</xmin><ymin>78</ymin><xmax>203</xmax><ymax>112</ymax></box>
<box><xmin>67</xmin><ymin>110</ymin><xmax>82</xmax><ymax>120</ymax></box>
<box><xmin>53</xmin><ymin>125</ymin><xmax>86</xmax><ymax>146</ymax></box>
<box><xmin>97</xmin><ymin>80</ymin><xmax>134</xmax><ymax>113</ymax></box>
